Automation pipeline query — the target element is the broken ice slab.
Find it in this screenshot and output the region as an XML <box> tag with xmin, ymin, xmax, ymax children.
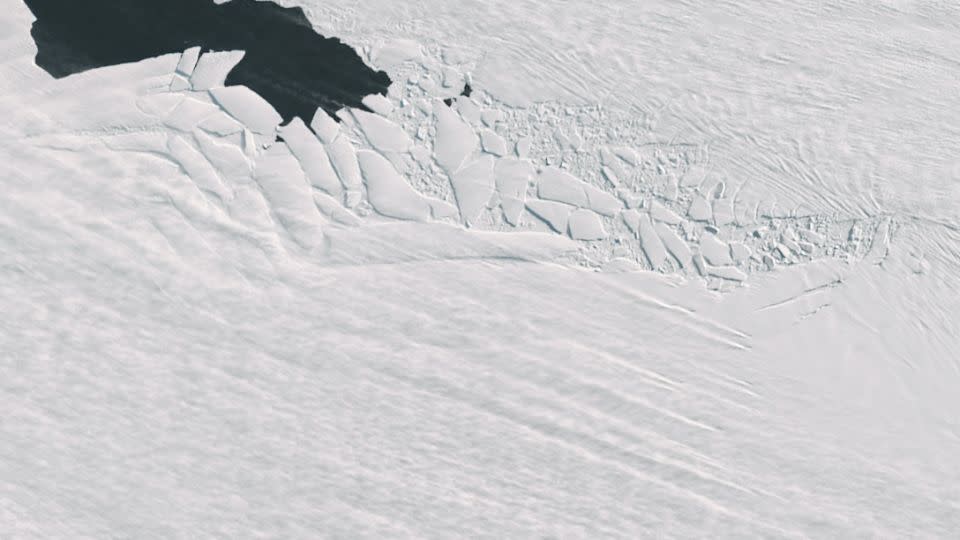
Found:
<box><xmin>164</xmin><ymin>97</ymin><xmax>219</xmax><ymax>132</ymax></box>
<box><xmin>708</xmin><ymin>265</ymin><xmax>748</xmax><ymax>282</ymax></box>
<box><xmin>169</xmin><ymin>74</ymin><xmax>191</xmax><ymax>92</ymax></box>
<box><xmin>434</xmin><ymin>104</ymin><xmax>477</xmax><ymax>175</ymax></box>
<box><xmin>495</xmin><ymin>158</ymin><xmax>534</xmax><ymax>226</ymax></box>
<box><xmin>537</xmin><ymin>167</ymin><xmax>588</xmax><ymax>207</ymax></box>
<box><xmin>515</xmin><ymin>137</ymin><xmax>532</xmax><ymax>159</ymax></box>
<box><xmin>729</xmin><ymin>242</ymin><xmax>752</xmax><ymax>264</ymax></box>
<box><xmin>655</xmin><ymin>222</ymin><xmax>692</xmax><ymax>269</ymax></box>
<box><xmin>584</xmin><ymin>185</ymin><xmax>622</xmax><ymax>217</ymax></box>
<box><xmin>637</xmin><ymin>214</ymin><xmax>668</xmax><ymax>269</ymax></box>
<box><xmin>649</xmin><ymin>201</ymin><xmax>684</xmax><ymax>225</ymax></box>
<box><xmin>480</xmin><ymin>128</ymin><xmax>508</xmax><ymax>157</ymax></box>
<box><xmin>799</xmin><ymin>228</ymin><xmax>825</xmax><ymax>244</ymax></box>
<box><xmin>310</xmin><ymin>108</ymin><xmax>340</xmax><ymax>144</ymax></box>
<box><xmin>357</xmin><ymin>149</ymin><xmax>432</xmax><ymax>221</ymax></box>
<box><xmin>361</xmin><ymin>93</ymin><xmax>394</xmax><ymax>116</ymax></box>
<box><xmin>441</xmin><ymin>66</ymin><xmax>462</xmax><ymax>89</ymax></box>
<box><xmin>613</xmin><ymin>146</ymin><xmax>639</xmax><ymax>166</ymax></box>
<box><xmin>599</xmin><ymin>146</ymin><xmax>628</xmax><ymax>182</ymax></box>
<box><xmin>312</xmin><ymin>190</ymin><xmax>360</xmax><ymax>227</ymax></box>
<box><xmin>687</xmin><ymin>195</ymin><xmax>713</xmax><ymax>222</ymax></box>
<box><xmin>167</xmin><ymin>134</ymin><xmax>230</xmax><ymax>202</ymax></box>
<box><xmin>325</xmin><ymin>134</ymin><xmax>363</xmax><ymax>191</ymax></box>
<box><xmin>537</xmin><ymin>167</ymin><xmax>623</xmax><ymax>217</ymax></box>
<box><xmin>601</xmin><ymin>166</ymin><xmax>620</xmax><ymax>188</ymax></box>
<box><xmin>567</xmin><ymin>209</ymin><xmax>607</xmax><ymax>241</ymax></box>
<box><xmin>692</xmin><ymin>253</ymin><xmax>707</xmax><ymax>276</ymax></box>
<box><xmin>199</xmin><ymin>111</ymin><xmax>244</xmax><ymax>136</ymax></box>
<box><xmin>279</xmin><ymin>118</ymin><xmax>342</xmax><ymax>197</ymax></box>
<box><xmin>210</xmin><ymin>86</ymin><xmax>282</xmax><ymax>136</ymax></box>
<box><xmin>621</xmin><ymin>209</ymin><xmax>642</xmax><ymax>237</ymax></box>
<box><xmin>450</xmin><ymin>156</ymin><xmax>495</xmax><ymax>226</ymax></box>
<box><xmin>712</xmin><ymin>197</ymin><xmax>735</xmax><ymax>227</ymax></box>
<box><xmin>699</xmin><ymin>234</ymin><xmax>733</xmax><ymax>266</ymax></box>
<box><xmin>193</xmin><ymin>128</ymin><xmax>251</xmax><ymax>179</ymax></box>
<box><xmin>616</xmin><ymin>188</ymin><xmax>642</xmax><ymax>209</ymax></box>
<box><xmin>254</xmin><ymin>144</ymin><xmax>326</xmax><ymax>250</ymax></box>
<box><xmin>137</xmin><ymin>93</ymin><xmax>185</xmax><ymax>117</ymax></box>
<box><xmin>352</xmin><ymin>110</ymin><xmax>412</xmax><ymax>154</ymax></box>
<box><xmin>456</xmin><ymin>98</ymin><xmax>482</xmax><ymax>125</ymax></box>
<box><xmin>176</xmin><ymin>46</ymin><xmax>201</xmax><ymax>76</ymax></box>
<box><xmin>190</xmin><ymin>50</ymin><xmax>245</xmax><ymax>91</ymax></box>
<box><xmin>481</xmin><ymin>108</ymin><xmax>503</xmax><ymax>127</ymax></box>
<box><xmin>526</xmin><ymin>199</ymin><xmax>573</xmax><ymax>234</ymax></box>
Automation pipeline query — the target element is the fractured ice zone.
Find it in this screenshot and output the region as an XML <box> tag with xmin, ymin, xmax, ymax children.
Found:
<box><xmin>19</xmin><ymin>0</ymin><xmax>892</xmax><ymax>281</ymax></box>
<box><xmin>2</xmin><ymin>0</ymin><xmax>960</xmax><ymax>537</ymax></box>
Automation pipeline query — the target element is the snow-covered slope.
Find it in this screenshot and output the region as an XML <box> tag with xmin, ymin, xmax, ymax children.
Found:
<box><xmin>2</xmin><ymin>1</ymin><xmax>959</xmax><ymax>537</ymax></box>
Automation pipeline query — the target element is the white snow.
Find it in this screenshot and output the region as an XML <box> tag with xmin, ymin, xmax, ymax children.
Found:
<box><xmin>370</xmin><ymin>38</ymin><xmax>423</xmax><ymax>68</ymax></box>
<box><xmin>4</xmin><ymin>0</ymin><xmax>960</xmax><ymax>536</ymax></box>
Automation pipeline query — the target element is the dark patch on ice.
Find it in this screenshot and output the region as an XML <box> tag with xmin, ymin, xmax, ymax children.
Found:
<box><xmin>22</xmin><ymin>0</ymin><xmax>392</xmax><ymax>126</ymax></box>
<box><xmin>443</xmin><ymin>83</ymin><xmax>473</xmax><ymax>107</ymax></box>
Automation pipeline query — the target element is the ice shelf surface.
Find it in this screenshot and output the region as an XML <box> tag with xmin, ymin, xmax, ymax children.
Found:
<box><xmin>2</xmin><ymin>0</ymin><xmax>960</xmax><ymax>537</ymax></box>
